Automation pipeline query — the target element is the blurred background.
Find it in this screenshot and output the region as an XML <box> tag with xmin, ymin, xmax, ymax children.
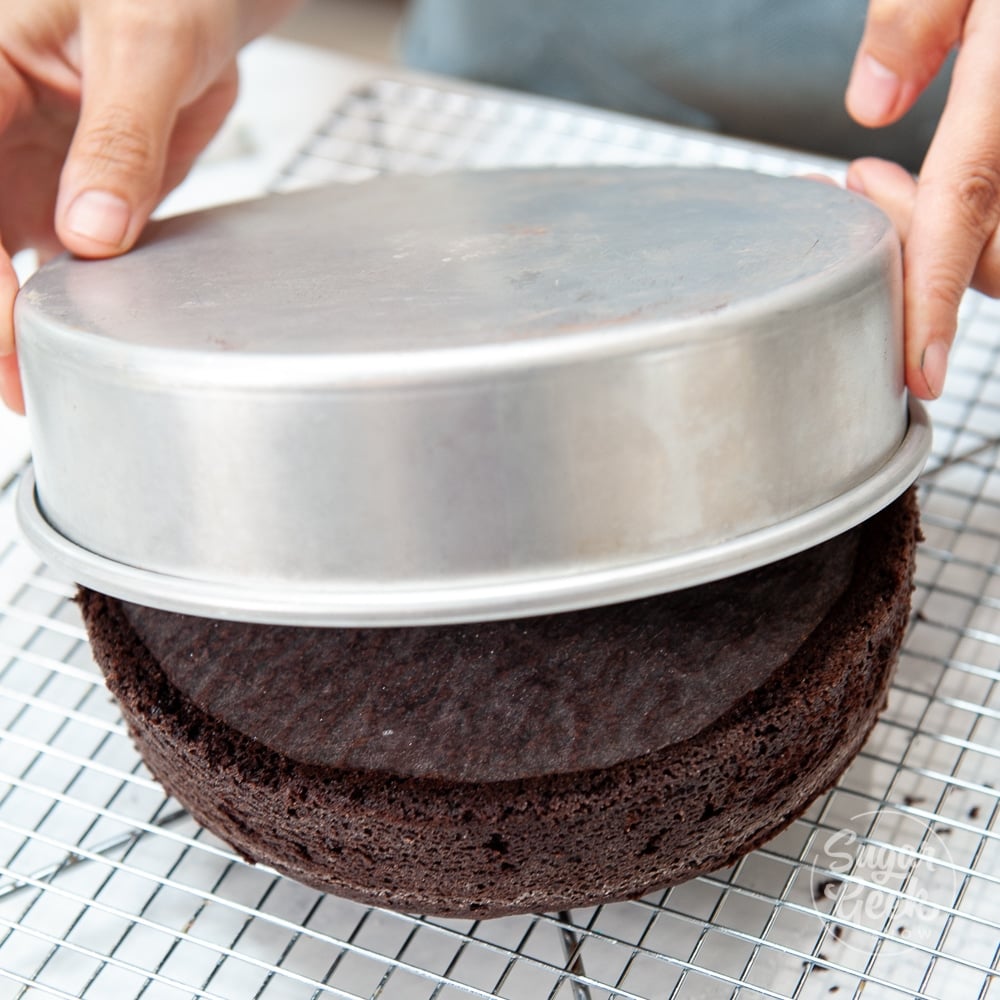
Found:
<box><xmin>276</xmin><ymin>0</ymin><xmax>406</xmax><ymax>60</ymax></box>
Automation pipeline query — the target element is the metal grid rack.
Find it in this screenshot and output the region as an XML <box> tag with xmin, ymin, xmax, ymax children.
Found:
<box><xmin>1</xmin><ymin>73</ymin><xmax>999</xmax><ymax>1000</ymax></box>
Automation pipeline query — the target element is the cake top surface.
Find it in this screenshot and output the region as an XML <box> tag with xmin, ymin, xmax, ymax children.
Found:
<box><xmin>122</xmin><ymin>524</ymin><xmax>858</xmax><ymax>782</ymax></box>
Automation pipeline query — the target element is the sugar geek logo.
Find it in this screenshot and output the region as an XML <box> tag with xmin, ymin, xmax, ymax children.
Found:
<box><xmin>808</xmin><ymin>809</ymin><xmax>957</xmax><ymax>956</ymax></box>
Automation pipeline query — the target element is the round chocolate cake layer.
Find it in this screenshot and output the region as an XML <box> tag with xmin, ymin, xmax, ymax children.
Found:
<box><xmin>79</xmin><ymin>489</ymin><xmax>919</xmax><ymax>917</ymax></box>
<box><xmin>105</xmin><ymin>523</ymin><xmax>860</xmax><ymax>784</ymax></box>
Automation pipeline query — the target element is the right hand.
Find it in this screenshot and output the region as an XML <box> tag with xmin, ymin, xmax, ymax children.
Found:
<box><xmin>845</xmin><ymin>0</ymin><xmax>1000</xmax><ymax>401</ymax></box>
<box><xmin>0</xmin><ymin>0</ymin><xmax>301</xmax><ymax>413</ymax></box>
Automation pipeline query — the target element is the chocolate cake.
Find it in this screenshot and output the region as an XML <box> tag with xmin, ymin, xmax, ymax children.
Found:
<box><xmin>79</xmin><ymin>489</ymin><xmax>919</xmax><ymax>917</ymax></box>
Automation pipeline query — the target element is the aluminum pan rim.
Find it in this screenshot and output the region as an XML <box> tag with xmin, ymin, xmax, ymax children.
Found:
<box><xmin>16</xmin><ymin>398</ymin><xmax>931</xmax><ymax>626</ymax></box>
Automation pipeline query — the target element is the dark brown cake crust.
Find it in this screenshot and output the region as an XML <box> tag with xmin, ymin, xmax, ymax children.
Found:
<box><xmin>79</xmin><ymin>490</ymin><xmax>919</xmax><ymax>918</ymax></box>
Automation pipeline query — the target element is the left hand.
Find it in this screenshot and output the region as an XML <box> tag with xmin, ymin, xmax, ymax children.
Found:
<box><xmin>0</xmin><ymin>0</ymin><xmax>302</xmax><ymax>414</ymax></box>
<box><xmin>845</xmin><ymin>0</ymin><xmax>1000</xmax><ymax>400</ymax></box>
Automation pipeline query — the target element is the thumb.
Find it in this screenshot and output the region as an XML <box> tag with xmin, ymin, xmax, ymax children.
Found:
<box><xmin>55</xmin><ymin>11</ymin><xmax>193</xmax><ymax>258</ymax></box>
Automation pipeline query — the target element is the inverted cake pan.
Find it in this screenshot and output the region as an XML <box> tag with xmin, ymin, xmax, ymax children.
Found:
<box><xmin>15</xmin><ymin>166</ymin><xmax>930</xmax><ymax>625</ymax></box>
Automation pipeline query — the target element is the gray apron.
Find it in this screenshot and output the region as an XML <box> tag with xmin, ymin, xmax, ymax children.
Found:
<box><xmin>400</xmin><ymin>0</ymin><xmax>951</xmax><ymax>170</ymax></box>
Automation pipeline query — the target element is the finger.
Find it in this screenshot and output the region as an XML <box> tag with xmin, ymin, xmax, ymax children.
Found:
<box><xmin>799</xmin><ymin>172</ymin><xmax>840</xmax><ymax>188</ymax></box>
<box><xmin>54</xmin><ymin>7</ymin><xmax>196</xmax><ymax>258</ymax></box>
<box><xmin>846</xmin><ymin>157</ymin><xmax>917</xmax><ymax>243</ymax></box>
<box><xmin>158</xmin><ymin>61</ymin><xmax>240</xmax><ymax>199</ymax></box>
<box><xmin>970</xmin><ymin>225</ymin><xmax>1000</xmax><ymax>299</ymax></box>
<box><xmin>0</xmin><ymin>238</ymin><xmax>24</xmax><ymax>414</ymax></box>
<box><xmin>0</xmin><ymin>50</ymin><xmax>29</xmax><ymax>136</ymax></box>
<box><xmin>846</xmin><ymin>0</ymin><xmax>969</xmax><ymax>128</ymax></box>
<box><xmin>0</xmin><ymin>239</ymin><xmax>18</xmax><ymax>358</ymax></box>
<box><xmin>848</xmin><ymin>157</ymin><xmax>1000</xmax><ymax>308</ymax></box>
<box><xmin>0</xmin><ymin>355</ymin><xmax>24</xmax><ymax>415</ymax></box>
<box><xmin>902</xmin><ymin>0</ymin><xmax>1000</xmax><ymax>399</ymax></box>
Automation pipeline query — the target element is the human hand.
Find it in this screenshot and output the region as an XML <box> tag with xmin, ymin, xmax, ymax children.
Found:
<box><xmin>845</xmin><ymin>0</ymin><xmax>1000</xmax><ymax>400</ymax></box>
<box><xmin>0</xmin><ymin>0</ymin><xmax>301</xmax><ymax>413</ymax></box>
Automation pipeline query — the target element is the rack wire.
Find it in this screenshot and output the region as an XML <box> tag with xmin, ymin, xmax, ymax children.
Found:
<box><xmin>1</xmin><ymin>71</ymin><xmax>999</xmax><ymax>1000</ymax></box>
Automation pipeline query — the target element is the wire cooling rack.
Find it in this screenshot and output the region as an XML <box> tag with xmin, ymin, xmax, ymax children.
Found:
<box><xmin>1</xmin><ymin>71</ymin><xmax>999</xmax><ymax>1000</ymax></box>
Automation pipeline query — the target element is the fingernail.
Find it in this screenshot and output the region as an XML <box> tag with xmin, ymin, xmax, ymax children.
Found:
<box><xmin>921</xmin><ymin>340</ymin><xmax>950</xmax><ymax>399</ymax></box>
<box><xmin>847</xmin><ymin>54</ymin><xmax>901</xmax><ymax>124</ymax></box>
<box><xmin>845</xmin><ymin>169</ymin><xmax>866</xmax><ymax>195</ymax></box>
<box><xmin>65</xmin><ymin>190</ymin><xmax>131</xmax><ymax>248</ymax></box>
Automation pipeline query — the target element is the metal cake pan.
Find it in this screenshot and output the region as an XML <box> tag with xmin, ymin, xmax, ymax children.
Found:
<box><xmin>15</xmin><ymin>166</ymin><xmax>930</xmax><ymax>625</ymax></box>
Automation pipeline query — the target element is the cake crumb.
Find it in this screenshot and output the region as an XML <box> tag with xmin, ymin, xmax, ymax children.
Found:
<box><xmin>814</xmin><ymin>878</ymin><xmax>842</xmax><ymax>902</ymax></box>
